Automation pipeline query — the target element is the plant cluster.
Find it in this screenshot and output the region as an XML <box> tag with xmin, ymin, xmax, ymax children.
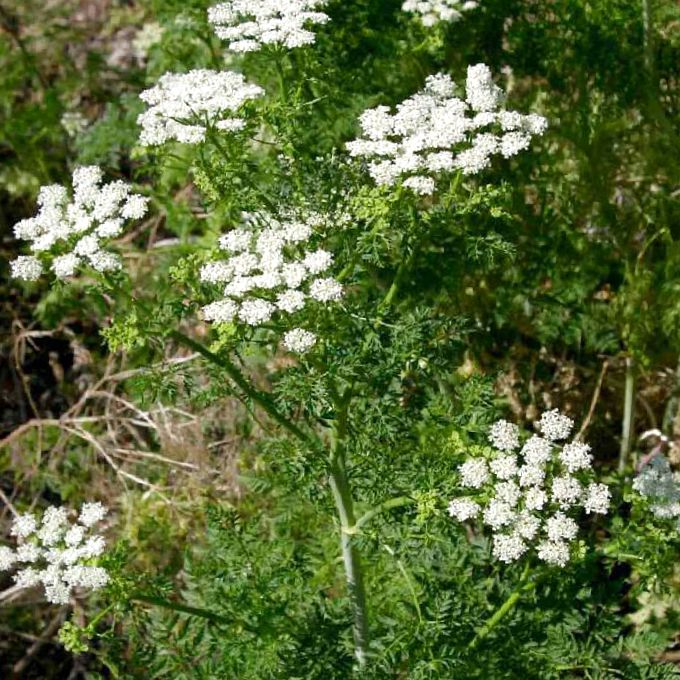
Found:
<box><xmin>2</xmin><ymin>0</ymin><xmax>680</xmax><ymax>677</ymax></box>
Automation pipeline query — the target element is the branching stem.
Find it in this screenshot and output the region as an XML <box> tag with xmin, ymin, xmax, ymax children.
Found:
<box><xmin>468</xmin><ymin>561</ymin><xmax>534</xmax><ymax>650</ymax></box>
<box><xmin>131</xmin><ymin>593</ymin><xmax>247</xmax><ymax>629</ymax></box>
<box><xmin>354</xmin><ymin>496</ymin><xmax>416</xmax><ymax>531</ymax></box>
<box><xmin>170</xmin><ymin>329</ymin><xmax>315</xmax><ymax>446</ymax></box>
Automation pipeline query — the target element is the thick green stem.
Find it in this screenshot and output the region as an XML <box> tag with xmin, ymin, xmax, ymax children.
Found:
<box><xmin>329</xmin><ymin>452</ymin><xmax>370</xmax><ymax>667</ymax></box>
<box><xmin>327</xmin><ymin>401</ymin><xmax>369</xmax><ymax>667</ymax></box>
<box><xmin>170</xmin><ymin>329</ymin><xmax>315</xmax><ymax>445</ymax></box>
<box><xmin>619</xmin><ymin>356</ymin><xmax>636</xmax><ymax>472</ymax></box>
<box><xmin>468</xmin><ymin>562</ymin><xmax>534</xmax><ymax>650</ymax></box>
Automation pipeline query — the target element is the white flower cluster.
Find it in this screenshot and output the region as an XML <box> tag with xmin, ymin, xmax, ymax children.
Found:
<box><xmin>137</xmin><ymin>69</ymin><xmax>264</xmax><ymax>146</ymax></box>
<box><xmin>10</xmin><ymin>166</ymin><xmax>149</xmax><ymax>281</ymax></box>
<box><xmin>632</xmin><ymin>456</ymin><xmax>680</xmax><ymax>530</ymax></box>
<box><xmin>402</xmin><ymin>0</ymin><xmax>478</xmax><ymax>27</ymax></box>
<box><xmin>208</xmin><ymin>0</ymin><xmax>330</xmax><ymax>53</ymax></box>
<box><xmin>448</xmin><ymin>411</ymin><xmax>610</xmax><ymax>567</ymax></box>
<box><xmin>200</xmin><ymin>211</ymin><xmax>343</xmax><ymax>352</ymax></box>
<box><xmin>346</xmin><ymin>65</ymin><xmax>548</xmax><ymax>195</ymax></box>
<box><xmin>0</xmin><ymin>503</ymin><xmax>109</xmax><ymax>605</ymax></box>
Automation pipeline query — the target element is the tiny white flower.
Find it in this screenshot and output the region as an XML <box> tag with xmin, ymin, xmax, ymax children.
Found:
<box><xmin>402</xmin><ymin>0</ymin><xmax>477</xmax><ymax>25</ymax></box>
<box><xmin>16</xmin><ymin>544</ymin><xmax>41</xmax><ymax>563</ymax></box>
<box><xmin>492</xmin><ymin>532</ymin><xmax>527</xmax><ymax>563</ymax></box>
<box><xmin>582</xmin><ymin>483</ymin><xmax>610</xmax><ymax>515</ymax></box>
<box><xmin>282</xmin><ymin>328</ymin><xmax>317</xmax><ymax>353</ymax></box>
<box><xmin>448</xmin><ymin>498</ymin><xmax>480</xmax><ymax>522</ymax></box>
<box><xmin>524</xmin><ymin>486</ymin><xmax>548</xmax><ymax>511</ymax></box>
<box><xmin>559</xmin><ymin>441</ymin><xmax>593</xmax><ymax>473</ymax></box>
<box><xmin>238</xmin><ymin>299</ymin><xmax>275</xmax><ymax>325</ymax></box>
<box><xmin>0</xmin><ymin>546</ymin><xmax>16</xmax><ymax>571</ymax></box>
<box><xmin>490</xmin><ymin>454</ymin><xmax>518</xmax><ymax>480</ymax></box>
<box><xmin>347</xmin><ymin>66</ymin><xmax>546</xmax><ymax>194</ymax></box>
<box><xmin>459</xmin><ymin>459</ymin><xmax>490</xmax><ymax>488</ymax></box>
<box><xmin>518</xmin><ymin>464</ymin><xmax>546</xmax><ymax>488</ymax></box>
<box><xmin>521</xmin><ymin>435</ymin><xmax>552</xmax><ymax>466</ymax></box>
<box><xmin>79</xmin><ymin>502</ymin><xmax>107</xmax><ymax>528</ymax></box>
<box><xmin>402</xmin><ymin>176</ymin><xmax>436</xmax><ymax>195</ymax></box>
<box><xmin>74</xmin><ymin>234</ymin><xmax>102</xmax><ymax>256</ymax></box>
<box><xmin>489</xmin><ymin>419</ymin><xmax>520</xmax><ymax>452</ymax></box>
<box><xmin>448</xmin><ymin>410</ymin><xmax>608</xmax><ymax>567</ymax></box>
<box><xmin>545</xmin><ymin>512</ymin><xmax>579</xmax><ymax>542</ymax></box>
<box><xmin>537</xmin><ymin>540</ymin><xmax>570</xmax><ymax>567</ymax></box>
<box><xmin>276</xmin><ymin>289</ymin><xmax>306</xmax><ymax>313</ymax></box>
<box><xmin>309</xmin><ymin>277</ymin><xmax>343</xmax><ymax>302</ymax></box>
<box><xmin>64</xmin><ymin>525</ymin><xmax>86</xmax><ymax>547</ymax></box>
<box><xmin>14</xmin><ymin>567</ymin><xmax>43</xmax><ymax>589</ymax></box>
<box><xmin>466</xmin><ymin>64</ymin><xmax>504</xmax><ymax>112</ymax></box>
<box><xmin>87</xmin><ymin>250</ymin><xmax>122</xmax><ymax>273</ymax></box>
<box><xmin>303</xmin><ymin>249</ymin><xmax>333</xmax><ymax>275</ymax></box>
<box><xmin>10</xmin><ymin>167</ymin><xmax>146</xmax><ymax>282</ymax></box>
<box><xmin>52</xmin><ymin>253</ymin><xmax>81</xmax><ymax>279</ymax></box>
<box><xmin>10</xmin><ymin>256</ymin><xmax>43</xmax><ymax>282</ymax></box>
<box><xmin>202</xmin><ymin>299</ymin><xmax>239</xmax><ymax>323</ymax></box>
<box><xmin>551</xmin><ymin>475</ymin><xmax>582</xmax><ymax>509</ymax></box>
<box><xmin>282</xmin><ymin>263</ymin><xmax>308</xmax><ymax>288</ymax></box>
<box><xmin>495</xmin><ymin>480</ymin><xmax>521</xmax><ymax>507</ymax></box>
<box><xmin>539</xmin><ymin>409</ymin><xmax>574</xmax><ymax>441</ymax></box>
<box><xmin>514</xmin><ymin>512</ymin><xmax>540</xmax><ymax>541</ymax></box>
<box><xmin>220</xmin><ymin>229</ymin><xmax>251</xmax><ymax>253</ymax></box>
<box><xmin>11</xmin><ymin>514</ymin><xmax>37</xmax><ymax>539</ymax></box>
<box><xmin>483</xmin><ymin>499</ymin><xmax>516</xmax><ymax>530</ymax></box>
<box><xmin>62</xmin><ymin>565</ymin><xmax>109</xmax><ymax>590</ymax></box>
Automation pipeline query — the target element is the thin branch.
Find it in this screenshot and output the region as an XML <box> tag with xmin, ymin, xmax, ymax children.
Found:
<box><xmin>170</xmin><ymin>330</ymin><xmax>317</xmax><ymax>447</ymax></box>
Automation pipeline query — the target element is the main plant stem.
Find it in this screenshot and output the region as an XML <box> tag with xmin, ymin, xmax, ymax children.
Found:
<box><xmin>172</xmin><ymin>328</ymin><xmax>369</xmax><ymax>663</ymax></box>
<box><xmin>329</xmin><ymin>407</ymin><xmax>369</xmax><ymax>667</ymax></box>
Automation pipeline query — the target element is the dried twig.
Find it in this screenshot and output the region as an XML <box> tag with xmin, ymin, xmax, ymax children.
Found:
<box><xmin>577</xmin><ymin>359</ymin><xmax>609</xmax><ymax>439</ymax></box>
<box><xmin>12</xmin><ymin>607</ymin><xmax>68</xmax><ymax>677</ymax></box>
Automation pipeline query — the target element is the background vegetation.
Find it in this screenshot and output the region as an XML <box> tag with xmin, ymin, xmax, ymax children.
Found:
<box><xmin>1</xmin><ymin>0</ymin><xmax>680</xmax><ymax>677</ymax></box>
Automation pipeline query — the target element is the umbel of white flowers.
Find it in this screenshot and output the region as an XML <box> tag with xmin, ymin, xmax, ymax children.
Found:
<box><xmin>402</xmin><ymin>0</ymin><xmax>478</xmax><ymax>27</ymax></box>
<box><xmin>200</xmin><ymin>211</ymin><xmax>343</xmax><ymax>353</ymax></box>
<box><xmin>10</xmin><ymin>166</ymin><xmax>149</xmax><ymax>282</ymax></box>
<box><xmin>448</xmin><ymin>409</ymin><xmax>611</xmax><ymax>567</ymax></box>
<box><xmin>0</xmin><ymin>503</ymin><xmax>109</xmax><ymax>605</ymax></box>
<box><xmin>208</xmin><ymin>0</ymin><xmax>330</xmax><ymax>53</ymax></box>
<box><xmin>633</xmin><ymin>456</ymin><xmax>680</xmax><ymax>531</ymax></box>
<box><xmin>137</xmin><ymin>69</ymin><xmax>264</xmax><ymax>146</ymax></box>
<box><xmin>346</xmin><ymin>64</ymin><xmax>548</xmax><ymax>195</ymax></box>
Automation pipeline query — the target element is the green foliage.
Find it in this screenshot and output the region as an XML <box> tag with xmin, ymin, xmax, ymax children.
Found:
<box><xmin>3</xmin><ymin>0</ymin><xmax>680</xmax><ymax>677</ymax></box>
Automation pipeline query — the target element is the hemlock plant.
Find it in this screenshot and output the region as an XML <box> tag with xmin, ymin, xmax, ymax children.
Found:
<box><xmin>3</xmin><ymin>0</ymin><xmax>680</xmax><ymax>677</ymax></box>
